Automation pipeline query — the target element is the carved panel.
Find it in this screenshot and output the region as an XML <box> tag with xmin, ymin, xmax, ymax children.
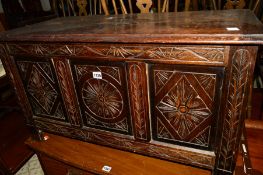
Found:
<box><xmin>146</xmin><ymin>47</ymin><xmax>224</xmax><ymax>62</ymax></box>
<box><xmin>8</xmin><ymin>44</ymin><xmax>225</xmax><ymax>65</ymax></box>
<box><xmin>128</xmin><ymin>63</ymin><xmax>150</xmax><ymax>141</ymax></box>
<box><xmin>72</xmin><ymin>62</ymin><xmax>131</xmax><ymax>134</ymax></box>
<box><xmin>53</xmin><ymin>58</ymin><xmax>81</xmax><ymax>126</ymax></box>
<box><xmin>217</xmin><ymin>49</ymin><xmax>251</xmax><ymax>172</ymax></box>
<box><xmin>16</xmin><ymin>60</ymin><xmax>67</xmax><ymax>121</ymax></box>
<box><xmin>152</xmin><ymin>66</ymin><xmax>218</xmax><ymax>148</ymax></box>
<box><xmin>34</xmin><ymin>120</ymin><xmax>215</xmax><ymax>169</ymax></box>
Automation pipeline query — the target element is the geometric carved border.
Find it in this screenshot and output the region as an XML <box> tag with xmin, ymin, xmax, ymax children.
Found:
<box><xmin>34</xmin><ymin>120</ymin><xmax>215</xmax><ymax>170</ymax></box>
<box><xmin>9</xmin><ymin>44</ymin><xmax>225</xmax><ymax>65</ymax></box>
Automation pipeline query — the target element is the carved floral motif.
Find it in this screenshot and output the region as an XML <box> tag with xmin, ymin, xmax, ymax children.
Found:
<box><xmin>82</xmin><ymin>79</ymin><xmax>123</xmax><ymax>120</ymax></box>
<box><xmin>217</xmin><ymin>49</ymin><xmax>251</xmax><ymax>171</ymax></box>
<box><xmin>54</xmin><ymin>60</ymin><xmax>81</xmax><ymax>126</ymax></box>
<box><xmin>154</xmin><ymin>70</ymin><xmax>216</xmax><ymax>147</ymax></box>
<box><xmin>128</xmin><ymin>63</ymin><xmax>149</xmax><ymax>140</ymax></box>
<box><xmin>157</xmin><ymin>76</ymin><xmax>211</xmax><ymax>140</ymax></box>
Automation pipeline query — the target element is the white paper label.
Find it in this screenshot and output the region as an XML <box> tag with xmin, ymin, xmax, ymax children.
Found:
<box><xmin>93</xmin><ymin>72</ymin><xmax>102</xmax><ymax>79</ymax></box>
<box><xmin>102</xmin><ymin>165</ymin><xmax>112</xmax><ymax>172</ymax></box>
<box><xmin>226</xmin><ymin>27</ymin><xmax>240</xmax><ymax>31</ymax></box>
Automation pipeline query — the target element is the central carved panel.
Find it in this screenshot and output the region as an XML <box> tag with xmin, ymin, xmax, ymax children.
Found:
<box><xmin>72</xmin><ymin>62</ymin><xmax>131</xmax><ymax>135</ymax></box>
<box><xmin>82</xmin><ymin>79</ymin><xmax>123</xmax><ymax>121</ymax></box>
<box><xmin>151</xmin><ymin>66</ymin><xmax>219</xmax><ymax>148</ymax></box>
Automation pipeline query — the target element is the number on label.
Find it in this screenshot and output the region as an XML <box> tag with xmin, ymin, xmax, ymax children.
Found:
<box><xmin>102</xmin><ymin>165</ymin><xmax>112</xmax><ymax>172</ymax></box>
<box><xmin>93</xmin><ymin>72</ymin><xmax>102</xmax><ymax>79</ymax></box>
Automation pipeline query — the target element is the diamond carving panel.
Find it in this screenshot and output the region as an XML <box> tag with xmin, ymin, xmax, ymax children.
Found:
<box><xmin>153</xmin><ymin>68</ymin><xmax>217</xmax><ymax>147</ymax></box>
<box><xmin>28</xmin><ymin>65</ymin><xmax>57</xmax><ymax>113</ymax></box>
<box><xmin>73</xmin><ymin>63</ymin><xmax>131</xmax><ymax>134</ymax></box>
<box><xmin>16</xmin><ymin>60</ymin><xmax>67</xmax><ymax>121</ymax></box>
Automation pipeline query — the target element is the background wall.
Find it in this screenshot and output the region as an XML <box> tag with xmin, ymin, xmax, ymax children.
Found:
<box><xmin>0</xmin><ymin>0</ymin><xmax>51</xmax><ymax>13</ymax></box>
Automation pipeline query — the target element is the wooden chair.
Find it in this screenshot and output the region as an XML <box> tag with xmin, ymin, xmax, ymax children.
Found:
<box><xmin>160</xmin><ymin>0</ymin><xmax>217</xmax><ymax>13</ymax></box>
<box><xmin>101</xmin><ymin>0</ymin><xmax>153</xmax><ymax>15</ymax></box>
<box><xmin>51</xmin><ymin>0</ymin><xmax>103</xmax><ymax>17</ymax></box>
<box><xmin>222</xmin><ymin>0</ymin><xmax>262</xmax><ymax>119</ymax></box>
<box><xmin>223</xmin><ymin>0</ymin><xmax>261</xmax><ymax>10</ymax></box>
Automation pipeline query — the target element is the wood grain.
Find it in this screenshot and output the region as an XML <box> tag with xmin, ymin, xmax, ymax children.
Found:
<box><xmin>0</xmin><ymin>10</ymin><xmax>263</xmax><ymax>44</ymax></box>
<box><xmin>26</xmin><ymin>133</ymin><xmax>211</xmax><ymax>175</ymax></box>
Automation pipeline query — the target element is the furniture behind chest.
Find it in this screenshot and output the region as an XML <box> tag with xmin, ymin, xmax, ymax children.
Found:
<box><xmin>1</xmin><ymin>9</ymin><xmax>263</xmax><ymax>175</ymax></box>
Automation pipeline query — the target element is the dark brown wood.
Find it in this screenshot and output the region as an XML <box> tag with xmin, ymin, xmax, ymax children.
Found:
<box><xmin>38</xmin><ymin>153</ymin><xmax>93</xmax><ymax>175</ymax></box>
<box><xmin>26</xmin><ymin>133</ymin><xmax>211</xmax><ymax>175</ymax></box>
<box><xmin>127</xmin><ymin>62</ymin><xmax>150</xmax><ymax>141</ymax></box>
<box><xmin>0</xmin><ymin>9</ymin><xmax>262</xmax><ymax>175</ymax></box>
<box><xmin>15</xmin><ymin>58</ymin><xmax>69</xmax><ymax>124</ymax></box>
<box><xmin>216</xmin><ymin>46</ymin><xmax>258</xmax><ymax>174</ymax></box>
<box><xmin>0</xmin><ymin>110</ymin><xmax>34</xmax><ymax>174</ymax></box>
<box><xmin>71</xmin><ymin>60</ymin><xmax>132</xmax><ymax>135</ymax></box>
<box><xmin>236</xmin><ymin>124</ymin><xmax>263</xmax><ymax>175</ymax></box>
<box><xmin>52</xmin><ymin>58</ymin><xmax>82</xmax><ymax>127</ymax></box>
<box><xmin>150</xmin><ymin>64</ymin><xmax>224</xmax><ymax>150</ymax></box>
<box><xmin>0</xmin><ymin>10</ymin><xmax>263</xmax><ymax>44</ymax></box>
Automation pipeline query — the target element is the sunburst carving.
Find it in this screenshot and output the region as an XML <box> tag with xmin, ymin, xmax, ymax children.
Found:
<box><xmin>82</xmin><ymin>79</ymin><xmax>123</xmax><ymax>121</ymax></box>
<box><xmin>103</xmin><ymin>47</ymin><xmax>134</xmax><ymax>58</ymax></box>
<box><xmin>194</xmin><ymin>74</ymin><xmax>216</xmax><ymax>100</ymax></box>
<box><xmin>156</xmin><ymin>75</ymin><xmax>212</xmax><ymax>144</ymax></box>
<box><xmin>154</xmin><ymin>70</ymin><xmax>174</xmax><ymax>94</ymax></box>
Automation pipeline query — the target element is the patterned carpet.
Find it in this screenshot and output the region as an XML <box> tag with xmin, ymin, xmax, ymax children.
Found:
<box><xmin>15</xmin><ymin>154</ymin><xmax>44</xmax><ymax>175</ymax></box>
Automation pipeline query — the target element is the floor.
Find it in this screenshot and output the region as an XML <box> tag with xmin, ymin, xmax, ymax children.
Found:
<box><xmin>15</xmin><ymin>155</ymin><xmax>44</xmax><ymax>175</ymax></box>
<box><xmin>236</xmin><ymin>126</ymin><xmax>263</xmax><ymax>175</ymax></box>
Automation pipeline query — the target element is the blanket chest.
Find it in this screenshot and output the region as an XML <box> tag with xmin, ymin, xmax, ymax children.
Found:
<box><xmin>1</xmin><ymin>9</ymin><xmax>263</xmax><ymax>174</ymax></box>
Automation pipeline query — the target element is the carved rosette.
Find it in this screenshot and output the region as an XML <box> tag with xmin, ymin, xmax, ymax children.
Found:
<box><xmin>82</xmin><ymin>79</ymin><xmax>123</xmax><ymax>121</ymax></box>
<box><xmin>153</xmin><ymin>69</ymin><xmax>217</xmax><ymax>147</ymax></box>
<box><xmin>73</xmin><ymin>64</ymin><xmax>130</xmax><ymax>134</ymax></box>
<box><xmin>53</xmin><ymin>59</ymin><xmax>81</xmax><ymax>126</ymax></box>
<box><xmin>16</xmin><ymin>60</ymin><xmax>67</xmax><ymax>121</ymax></box>
<box><xmin>8</xmin><ymin>44</ymin><xmax>225</xmax><ymax>65</ymax></box>
<box><xmin>217</xmin><ymin>49</ymin><xmax>251</xmax><ymax>172</ymax></box>
<box><xmin>128</xmin><ymin>63</ymin><xmax>150</xmax><ymax>141</ymax></box>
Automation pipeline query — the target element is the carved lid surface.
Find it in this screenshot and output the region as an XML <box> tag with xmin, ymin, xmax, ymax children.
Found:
<box><xmin>1</xmin><ymin>9</ymin><xmax>263</xmax><ymax>44</ymax></box>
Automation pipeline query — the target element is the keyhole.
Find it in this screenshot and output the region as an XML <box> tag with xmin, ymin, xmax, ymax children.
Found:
<box><xmin>142</xmin><ymin>3</ymin><xmax>147</xmax><ymax>8</ymax></box>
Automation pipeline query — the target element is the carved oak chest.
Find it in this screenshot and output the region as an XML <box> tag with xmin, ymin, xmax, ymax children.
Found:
<box><xmin>1</xmin><ymin>9</ymin><xmax>263</xmax><ymax>175</ymax></box>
